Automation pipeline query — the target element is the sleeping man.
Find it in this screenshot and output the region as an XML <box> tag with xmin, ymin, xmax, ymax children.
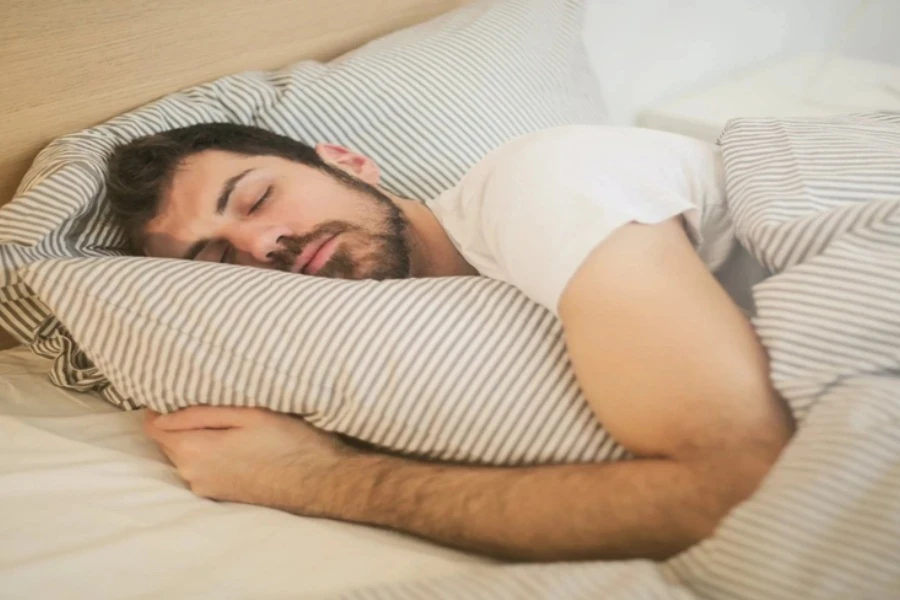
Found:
<box><xmin>106</xmin><ymin>122</ymin><xmax>794</xmax><ymax>561</ymax></box>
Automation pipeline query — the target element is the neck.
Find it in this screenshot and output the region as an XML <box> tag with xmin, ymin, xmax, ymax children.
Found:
<box><xmin>394</xmin><ymin>196</ymin><xmax>478</xmax><ymax>278</ymax></box>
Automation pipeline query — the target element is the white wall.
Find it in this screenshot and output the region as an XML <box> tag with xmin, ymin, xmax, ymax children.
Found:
<box><xmin>583</xmin><ymin>0</ymin><xmax>900</xmax><ymax>125</ymax></box>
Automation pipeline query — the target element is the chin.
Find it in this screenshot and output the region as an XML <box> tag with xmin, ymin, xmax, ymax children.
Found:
<box><xmin>316</xmin><ymin>243</ymin><xmax>409</xmax><ymax>281</ymax></box>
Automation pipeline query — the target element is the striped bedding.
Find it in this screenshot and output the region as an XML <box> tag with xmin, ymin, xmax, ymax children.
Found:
<box><xmin>0</xmin><ymin>0</ymin><xmax>604</xmax><ymax>417</ymax></box>
<box><xmin>337</xmin><ymin>113</ymin><xmax>900</xmax><ymax>599</ymax></box>
<box><xmin>0</xmin><ymin>0</ymin><xmax>621</xmax><ymax>468</ymax></box>
<box><xmin>19</xmin><ymin>259</ymin><xmax>627</xmax><ymax>466</ymax></box>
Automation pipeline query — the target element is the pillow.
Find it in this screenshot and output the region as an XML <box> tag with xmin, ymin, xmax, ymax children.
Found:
<box><xmin>0</xmin><ymin>0</ymin><xmax>611</xmax><ymax>465</ymax></box>
<box><xmin>0</xmin><ymin>0</ymin><xmax>604</xmax><ymax>403</ymax></box>
<box><xmin>20</xmin><ymin>257</ymin><xmax>627</xmax><ymax>466</ymax></box>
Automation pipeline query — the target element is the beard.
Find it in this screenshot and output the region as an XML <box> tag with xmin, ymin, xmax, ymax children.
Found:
<box><xmin>267</xmin><ymin>174</ymin><xmax>411</xmax><ymax>280</ymax></box>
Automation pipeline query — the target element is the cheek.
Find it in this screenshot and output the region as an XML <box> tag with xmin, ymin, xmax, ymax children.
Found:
<box><xmin>281</xmin><ymin>179</ymin><xmax>367</xmax><ymax>223</ymax></box>
<box><xmin>338</xmin><ymin>230</ymin><xmax>371</xmax><ymax>255</ymax></box>
<box><xmin>335</xmin><ymin>231</ymin><xmax>385</xmax><ymax>270</ymax></box>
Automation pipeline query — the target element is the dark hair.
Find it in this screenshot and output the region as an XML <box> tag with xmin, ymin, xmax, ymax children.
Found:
<box><xmin>105</xmin><ymin>122</ymin><xmax>327</xmax><ymax>253</ymax></box>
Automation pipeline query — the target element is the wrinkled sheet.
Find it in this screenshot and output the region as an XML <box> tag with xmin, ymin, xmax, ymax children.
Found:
<box><xmin>0</xmin><ymin>349</ymin><xmax>489</xmax><ymax>600</ymax></box>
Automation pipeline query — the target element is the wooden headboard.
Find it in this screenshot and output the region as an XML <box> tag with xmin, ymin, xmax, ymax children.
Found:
<box><xmin>0</xmin><ymin>0</ymin><xmax>467</xmax><ymax>349</ymax></box>
<box><xmin>0</xmin><ymin>0</ymin><xmax>468</xmax><ymax>208</ymax></box>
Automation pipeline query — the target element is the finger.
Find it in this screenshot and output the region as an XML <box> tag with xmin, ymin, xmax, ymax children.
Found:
<box><xmin>143</xmin><ymin>417</ymin><xmax>178</xmax><ymax>454</ymax></box>
<box><xmin>143</xmin><ymin>409</ymin><xmax>166</xmax><ymax>440</ymax></box>
<box><xmin>154</xmin><ymin>406</ymin><xmax>264</xmax><ymax>432</ymax></box>
<box><xmin>141</xmin><ymin>415</ymin><xmax>177</xmax><ymax>462</ymax></box>
<box><xmin>151</xmin><ymin>428</ymin><xmax>220</xmax><ymax>465</ymax></box>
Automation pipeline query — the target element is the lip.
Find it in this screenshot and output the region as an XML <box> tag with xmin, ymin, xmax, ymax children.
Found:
<box><xmin>293</xmin><ymin>234</ymin><xmax>339</xmax><ymax>275</ymax></box>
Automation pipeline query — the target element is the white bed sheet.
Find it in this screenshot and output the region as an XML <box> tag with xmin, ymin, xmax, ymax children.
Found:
<box><xmin>0</xmin><ymin>347</ymin><xmax>489</xmax><ymax>600</ymax></box>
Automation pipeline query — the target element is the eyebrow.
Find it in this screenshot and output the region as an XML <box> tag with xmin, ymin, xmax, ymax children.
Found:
<box><xmin>181</xmin><ymin>168</ymin><xmax>254</xmax><ymax>260</ymax></box>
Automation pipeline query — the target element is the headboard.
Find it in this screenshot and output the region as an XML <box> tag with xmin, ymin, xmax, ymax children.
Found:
<box><xmin>0</xmin><ymin>0</ymin><xmax>468</xmax><ymax>349</ymax></box>
<box><xmin>0</xmin><ymin>0</ymin><xmax>468</xmax><ymax>208</ymax></box>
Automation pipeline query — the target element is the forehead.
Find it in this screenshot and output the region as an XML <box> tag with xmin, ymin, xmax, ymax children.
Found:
<box><xmin>164</xmin><ymin>149</ymin><xmax>256</xmax><ymax>213</ymax></box>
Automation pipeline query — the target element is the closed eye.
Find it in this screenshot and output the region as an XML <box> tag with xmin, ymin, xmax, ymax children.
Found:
<box><xmin>249</xmin><ymin>185</ymin><xmax>273</xmax><ymax>214</ymax></box>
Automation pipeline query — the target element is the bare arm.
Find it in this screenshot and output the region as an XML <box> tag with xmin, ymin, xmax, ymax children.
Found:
<box><xmin>291</xmin><ymin>439</ymin><xmax>766</xmax><ymax>561</ymax></box>
<box><xmin>147</xmin><ymin>218</ymin><xmax>793</xmax><ymax>561</ymax></box>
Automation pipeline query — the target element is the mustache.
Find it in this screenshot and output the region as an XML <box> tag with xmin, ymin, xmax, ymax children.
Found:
<box><xmin>268</xmin><ymin>221</ymin><xmax>349</xmax><ymax>272</ymax></box>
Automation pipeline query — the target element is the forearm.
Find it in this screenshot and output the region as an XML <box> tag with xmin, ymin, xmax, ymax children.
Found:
<box><xmin>288</xmin><ymin>450</ymin><xmax>761</xmax><ymax>562</ymax></box>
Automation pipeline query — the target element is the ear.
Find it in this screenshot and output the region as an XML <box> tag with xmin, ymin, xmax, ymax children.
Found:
<box><xmin>315</xmin><ymin>143</ymin><xmax>381</xmax><ymax>185</ymax></box>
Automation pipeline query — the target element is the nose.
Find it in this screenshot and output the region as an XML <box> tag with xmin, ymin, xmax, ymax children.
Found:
<box><xmin>226</xmin><ymin>223</ymin><xmax>291</xmax><ymax>266</ymax></box>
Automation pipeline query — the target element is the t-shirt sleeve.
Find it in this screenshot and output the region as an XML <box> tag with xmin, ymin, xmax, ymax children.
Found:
<box><xmin>478</xmin><ymin>149</ymin><xmax>699</xmax><ymax>315</ymax></box>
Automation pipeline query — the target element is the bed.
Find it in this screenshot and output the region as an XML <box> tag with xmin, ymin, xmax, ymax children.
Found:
<box><xmin>0</xmin><ymin>1</ymin><xmax>499</xmax><ymax>597</ymax></box>
<box><xmin>2</xmin><ymin>1</ymin><xmax>899</xmax><ymax>599</ymax></box>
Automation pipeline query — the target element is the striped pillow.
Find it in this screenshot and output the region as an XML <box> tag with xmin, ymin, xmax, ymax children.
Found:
<box><xmin>20</xmin><ymin>257</ymin><xmax>626</xmax><ymax>466</ymax></box>
<box><xmin>0</xmin><ymin>0</ymin><xmax>605</xmax><ymax>418</ymax></box>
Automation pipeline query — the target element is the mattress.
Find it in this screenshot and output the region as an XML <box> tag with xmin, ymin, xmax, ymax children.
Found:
<box><xmin>0</xmin><ymin>347</ymin><xmax>490</xmax><ymax>599</ymax></box>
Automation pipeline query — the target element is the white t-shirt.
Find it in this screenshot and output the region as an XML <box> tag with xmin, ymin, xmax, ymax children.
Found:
<box><xmin>428</xmin><ymin>125</ymin><xmax>756</xmax><ymax>316</ymax></box>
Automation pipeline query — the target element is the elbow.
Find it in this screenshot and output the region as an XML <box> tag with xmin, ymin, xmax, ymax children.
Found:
<box><xmin>732</xmin><ymin>391</ymin><xmax>795</xmax><ymax>500</ymax></box>
<box><xmin>735</xmin><ymin>421</ymin><xmax>792</xmax><ymax>500</ymax></box>
<box><xmin>685</xmin><ymin>415</ymin><xmax>794</xmax><ymax>545</ymax></box>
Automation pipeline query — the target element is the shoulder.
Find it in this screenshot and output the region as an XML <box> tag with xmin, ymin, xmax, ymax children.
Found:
<box><xmin>427</xmin><ymin>124</ymin><xmax>714</xmax><ymax>238</ymax></box>
<box><xmin>441</xmin><ymin>126</ymin><xmax>619</xmax><ymax>209</ymax></box>
<box><xmin>447</xmin><ymin>125</ymin><xmax>717</xmax><ymax>201</ymax></box>
<box><xmin>479</xmin><ymin>125</ymin><xmax>715</xmax><ymax>168</ymax></box>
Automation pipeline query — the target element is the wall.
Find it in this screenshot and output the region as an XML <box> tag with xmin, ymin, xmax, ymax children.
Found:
<box><xmin>583</xmin><ymin>0</ymin><xmax>899</xmax><ymax>125</ymax></box>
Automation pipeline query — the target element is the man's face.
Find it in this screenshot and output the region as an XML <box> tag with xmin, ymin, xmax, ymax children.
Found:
<box><xmin>143</xmin><ymin>146</ymin><xmax>411</xmax><ymax>280</ymax></box>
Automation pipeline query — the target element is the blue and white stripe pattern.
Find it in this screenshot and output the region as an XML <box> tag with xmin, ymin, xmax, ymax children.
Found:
<box><xmin>335</xmin><ymin>113</ymin><xmax>900</xmax><ymax>599</ymax></box>
<box><xmin>0</xmin><ymin>0</ymin><xmax>605</xmax><ymax>406</ymax></box>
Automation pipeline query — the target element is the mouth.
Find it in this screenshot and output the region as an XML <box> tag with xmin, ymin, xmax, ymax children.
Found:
<box><xmin>292</xmin><ymin>234</ymin><xmax>340</xmax><ymax>275</ymax></box>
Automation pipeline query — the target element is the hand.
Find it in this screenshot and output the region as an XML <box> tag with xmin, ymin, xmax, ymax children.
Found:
<box><xmin>144</xmin><ymin>406</ymin><xmax>355</xmax><ymax>514</ymax></box>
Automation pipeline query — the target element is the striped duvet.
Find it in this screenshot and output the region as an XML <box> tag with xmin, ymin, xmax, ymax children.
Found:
<box><xmin>338</xmin><ymin>114</ymin><xmax>900</xmax><ymax>599</ymax></box>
